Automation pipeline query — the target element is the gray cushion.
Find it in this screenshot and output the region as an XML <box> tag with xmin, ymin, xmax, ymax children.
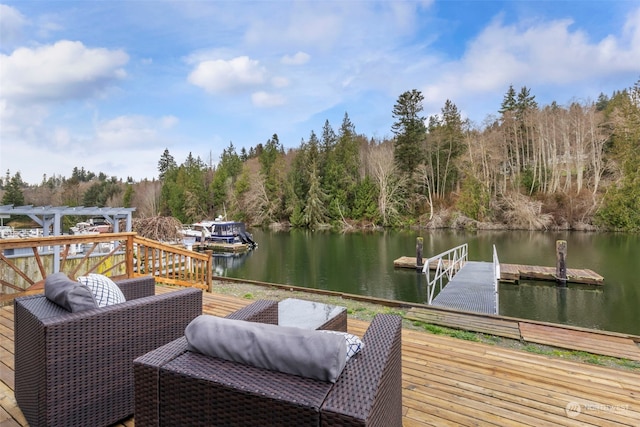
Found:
<box><xmin>44</xmin><ymin>272</ymin><xmax>98</xmax><ymax>312</ymax></box>
<box><xmin>185</xmin><ymin>315</ymin><xmax>347</xmax><ymax>383</ymax></box>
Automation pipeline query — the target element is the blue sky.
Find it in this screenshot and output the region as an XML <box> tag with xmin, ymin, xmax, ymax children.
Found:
<box><xmin>1</xmin><ymin>1</ymin><xmax>639</xmax><ymax>185</ymax></box>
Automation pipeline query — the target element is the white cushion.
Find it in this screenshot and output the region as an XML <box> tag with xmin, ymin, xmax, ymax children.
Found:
<box><xmin>320</xmin><ymin>330</ymin><xmax>365</xmax><ymax>362</ymax></box>
<box><xmin>185</xmin><ymin>315</ymin><xmax>348</xmax><ymax>383</ymax></box>
<box><xmin>77</xmin><ymin>274</ymin><xmax>126</xmax><ymax>307</ymax></box>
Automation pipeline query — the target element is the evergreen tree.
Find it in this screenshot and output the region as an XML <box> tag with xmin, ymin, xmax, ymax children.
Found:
<box><xmin>595</xmin><ymin>79</ymin><xmax>640</xmax><ymax>230</ymax></box>
<box><xmin>352</xmin><ymin>176</ymin><xmax>380</xmax><ymax>222</ymax></box>
<box><xmin>595</xmin><ymin>92</ymin><xmax>610</xmax><ymax>111</ymax></box>
<box><xmin>323</xmin><ymin>113</ymin><xmax>360</xmax><ymax>220</ymax></box>
<box><xmin>123</xmin><ymin>184</ymin><xmax>134</xmax><ymax>208</ymax></box>
<box><xmin>499</xmin><ymin>84</ymin><xmax>517</xmax><ymax>114</ymax></box>
<box><xmin>391</xmin><ymin>89</ymin><xmax>426</xmax><ymax>175</ymax></box>
<box><xmin>456</xmin><ymin>174</ymin><xmax>490</xmax><ymax>221</ymax></box>
<box><xmin>516</xmin><ymin>86</ymin><xmax>537</xmax><ymax>119</ymax></box>
<box><xmin>256</xmin><ymin>134</ymin><xmax>288</xmax><ymax>221</ymax></box>
<box><xmin>158</xmin><ymin>148</ymin><xmax>177</xmax><ymax>181</ymax></box>
<box><xmin>302</xmin><ymin>166</ymin><xmax>327</xmax><ymax>229</ymax></box>
<box><xmin>83</xmin><ymin>183</ymin><xmax>103</xmax><ymax>206</ymax></box>
<box><xmin>1</xmin><ymin>172</ymin><xmax>25</xmax><ymax>206</ymax></box>
<box><xmin>258</xmin><ymin>134</ymin><xmax>286</xmax><ymax>206</ymax></box>
<box><xmin>318</xmin><ymin>120</ymin><xmax>337</xmax><ymax>176</ymax></box>
<box><xmin>210</xmin><ymin>142</ymin><xmax>244</xmax><ymax>214</ymax></box>
<box><xmin>159</xmin><ymin>153</ymin><xmax>207</xmax><ymax>222</ymax></box>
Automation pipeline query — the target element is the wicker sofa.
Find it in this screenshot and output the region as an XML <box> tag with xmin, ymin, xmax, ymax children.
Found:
<box><xmin>14</xmin><ymin>276</ymin><xmax>202</xmax><ymax>427</ymax></box>
<box><xmin>134</xmin><ymin>310</ymin><xmax>402</xmax><ymax>427</ymax></box>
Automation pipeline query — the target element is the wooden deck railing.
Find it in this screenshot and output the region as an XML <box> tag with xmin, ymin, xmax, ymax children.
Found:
<box><xmin>0</xmin><ymin>232</ymin><xmax>213</xmax><ymax>302</ymax></box>
<box><xmin>131</xmin><ymin>235</ymin><xmax>212</xmax><ymax>291</ymax></box>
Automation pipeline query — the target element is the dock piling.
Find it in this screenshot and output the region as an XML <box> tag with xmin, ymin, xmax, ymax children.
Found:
<box><xmin>556</xmin><ymin>240</ymin><xmax>567</xmax><ymax>287</ymax></box>
<box><xmin>416</xmin><ymin>237</ymin><xmax>423</xmax><ymax>270</ymax></box>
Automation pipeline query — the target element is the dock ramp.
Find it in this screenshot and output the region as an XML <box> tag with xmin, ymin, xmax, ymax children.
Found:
<box><xmin>431</xmin><ymin>261</ymin><xmax>498</xmax><ymax>314</ymax></box>
<box><xmin>423</xmin><ymin>244</ymin><xmax>499</xmax><ymax>315</ymax></box>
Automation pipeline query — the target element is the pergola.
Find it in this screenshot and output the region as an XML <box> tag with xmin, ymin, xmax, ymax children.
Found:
<box><xmin>0</xmin><ymin>205</ymin><xmax>136</xmax><ymax>235</ymax></box>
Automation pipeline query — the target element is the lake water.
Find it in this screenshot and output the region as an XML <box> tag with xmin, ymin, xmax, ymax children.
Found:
<box><xmin>215</xmin><ymin>229</ymin><xmax>640</xmax><ymax>335</ymax></box>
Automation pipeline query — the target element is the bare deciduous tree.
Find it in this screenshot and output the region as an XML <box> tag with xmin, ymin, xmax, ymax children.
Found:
<box><xmin>367</xmin><ymin>142</ymin><xmax>406</xmax><ymax>225</ymax></box>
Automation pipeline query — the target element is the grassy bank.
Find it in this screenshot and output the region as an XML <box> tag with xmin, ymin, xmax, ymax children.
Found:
<box><xmin>211</xmin><ymin>278</ymin><xmax>640</xmax><ymax>372</ymax></box>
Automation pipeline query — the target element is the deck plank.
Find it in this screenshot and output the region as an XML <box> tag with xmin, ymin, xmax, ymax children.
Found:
<box><xmin>1</xmin><ymin>286</ymin><xmax>639</xmax><ymax>426</ymax></box>
<box><xmin>405</xmin><ymin>306</ymin><xmax>522</xmax><ymax>339</ymax></box>
<box><xmin>520</xmin><ymin>322</ymin><xmax>640</xmax><ymax>362</ymax></box>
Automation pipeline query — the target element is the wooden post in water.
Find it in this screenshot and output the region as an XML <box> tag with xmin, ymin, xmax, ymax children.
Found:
<box><xmin>416</xmin><ymin>237</ymin><xmax>424</xmax><ymax>271</ymax></box>
<box><xmin>556</xmin><ymin>240</ymin><xmax>567</xmax><ymax>287</ymax></box>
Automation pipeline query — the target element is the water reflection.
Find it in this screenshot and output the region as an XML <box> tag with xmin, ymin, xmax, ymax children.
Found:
<box><xmin>212</xmin><ymin>252</ymin><xmax>253</xmax><ymax>276</ymax></box>
<box><xmin>500</xmin><ymin>280</ymin><xmax>605</xmax><ymax>329</ymax></box>
<box><xmin>219</xmin><ymin>229</ymin><xmax>640</xmax><ymax>335</ymax></box>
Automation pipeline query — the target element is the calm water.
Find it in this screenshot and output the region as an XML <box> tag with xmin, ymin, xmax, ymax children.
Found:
<box><xmin>216</xmin><ymin>229</ymin><xmax>640</xmax><ymax>335</ymax></box>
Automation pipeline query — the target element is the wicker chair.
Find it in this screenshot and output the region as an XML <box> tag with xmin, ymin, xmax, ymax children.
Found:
<box><xmin>134</xmin><ymin>312</ymin><xmax>402</xmax><ymax>427</ymax></box>
<box><xmin>14</xmin><ymin>276</ymin><xmax>203</xmax><ymax>427</ymax></box>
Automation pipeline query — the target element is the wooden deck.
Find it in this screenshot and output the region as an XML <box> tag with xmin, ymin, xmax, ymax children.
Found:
<box><xmin>394</xmin><ymin>256</ymin><xmax>604</xmax><ymax>285</ymax></box>
<box><xmin>2</xmin><ymin>287</ymin><xmax>639</xmax><ymax>426</ymax></box>
<box><xmin>406</xmin><ymin>306</ymin><xmax>640</xmax><ymax>361</ymax></box>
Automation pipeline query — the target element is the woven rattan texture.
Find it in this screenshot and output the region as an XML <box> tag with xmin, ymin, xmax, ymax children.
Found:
<box><xmin>316</xmin><ymin>307</ymin><xmax>348</xmax><ymax>332</ymax></box>
<box><xmin>14</xmin><ymin>277</ymin><xmax>202</xmax><ymax>427</ymax></box>
<box><xmin>321</xmin><ymin>314</ymin><xmax>403</xmax><ymax>427</ymax></box>
<box><xmin>134</xmin><ymin>299</ymin><xmax>279</xmax><ymax>426</ymax></box>
<box><xmin>225</xmin><ymin>299</ymin><xmax>278</xmax><ymax>323</ymax></box>
<box><xmin>134</xmin><ymin>310</ymin><xmax>402</xmax><ymax>427</ymax></box>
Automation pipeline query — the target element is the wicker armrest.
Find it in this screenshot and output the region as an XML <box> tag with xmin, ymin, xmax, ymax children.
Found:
<box><xmin>14</xmin><ymin>287</ymin><xmax>202</xmax><ymax>427</ymax></box>
<box><xmin>225</xmin><ymin>299</ymin><xmax>279</xmax><ymax>324</ymax></box>
<box><xmin>134</xmin><ymin>336</ymin><xmax>190</xmax><ymax>427</ymax></box>
<box><xmin>134</xmin><ymin>299</ymin><xmax>279</xmax><ymax>426</ymax></box>
<box><xmin>116</xmin><ymin>275</ymin><xmax>156</xmax><ymax>300</ymax></box>
<box><xmin>321</xmin><ymin>314</ymin><xmax>403</xmax><ymax>427</ymax></box>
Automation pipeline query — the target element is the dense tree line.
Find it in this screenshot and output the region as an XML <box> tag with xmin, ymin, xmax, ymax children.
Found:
<box><xmin>3</xmin><ymin>79</ymin><xmax>639</xmax><ymax>231</ymax></box>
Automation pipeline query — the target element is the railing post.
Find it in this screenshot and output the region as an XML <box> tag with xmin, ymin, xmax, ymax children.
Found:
<box><xmin>205</xmin><ymin>250</ymin><xmax>213</xmax><ymax>292</ymax></box>
<box><xmin>126</xmin><ymin>234</ymin><xmax>135</xmax><ymax>278</ymax></box>
<box><xmin>493</xmin><ymin>244</ymin><xmax>500</xmax><ymax>315</ymax></box>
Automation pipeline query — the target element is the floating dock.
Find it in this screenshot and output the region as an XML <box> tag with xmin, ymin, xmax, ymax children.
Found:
<box><xmin>193</xmin><ymin>242</ymin><xmax>252</xmax><ymax>253</ymax></box>
<box><xmin>394</xmin><ymin>256</ymin><xmax>604</xmax><ymax>285</ymax></box>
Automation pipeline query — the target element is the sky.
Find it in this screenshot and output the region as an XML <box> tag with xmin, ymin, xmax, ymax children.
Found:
<box><xmin>1</xmin><ymin>1</ymin><xmax>639</xmax><ymax>186</ymax></box>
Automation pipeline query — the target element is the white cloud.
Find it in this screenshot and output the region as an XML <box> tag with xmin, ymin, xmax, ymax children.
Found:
<box><xmin>281</xmin><ymin>51</ymin><xmax>310</xmax><ymax>65</ymax></box>
<box><xmin>421</xmin><ymin>11</ymin><xmax>640</xmax><ymax>117</ymax></box>
<box><xmin>94</xmin><ymin>115</ymin><xmax>179</xmax><ymax>149</ymax></box>
<box><xmin>252</xmin><ymin>91</ymin><xmax>286</xmax><ymax>108</ymax></box>
<box><xmin>0</xmin><ymin>5</ymin><xmax>28</xmax><ymax>49</ymax></box>
<box><xmin>271</xmin><ymin>76</ymin><xmax>289</xmax><ymax>88</ymax></box>
<box><xmin>622</xmin><ymin>7</ymin><xmax>640</xmax><ymax>54</ymax></box>
<box><xmin>0</xmin><ymin>40</ymin><xmax>128</xmax><ymax>102</ymax></box>
<box><xmin>160</xmin><ymin>115</ymin><xmax>179</xmax><ymax>129</ymax></box>
<box><xmin>187</xmin><ymin>56</ymin><xmax>267</xmax><ymax>94</ymax></box>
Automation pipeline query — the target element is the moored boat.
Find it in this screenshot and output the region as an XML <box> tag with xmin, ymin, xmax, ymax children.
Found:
<box><xmin>180</xmin><ymin>217</ymin><xmax>256</xmax><ymax>247</ymax></box>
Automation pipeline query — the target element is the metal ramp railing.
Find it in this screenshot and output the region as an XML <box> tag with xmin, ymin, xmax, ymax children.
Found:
<box><xmin>492</xmin><ymin>244</ymin><xmax>500</xmax><ymax>312</ymax></box>
<box><xmin>422</xmin><ymin>243</ymin><xmax>468</xmax><ymax>304</ymax></box>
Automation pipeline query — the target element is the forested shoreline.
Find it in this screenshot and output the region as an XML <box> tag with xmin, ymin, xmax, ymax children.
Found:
<box><xmin>3</xmin><ymin>79</ymin><xmax>639</xmax><ymax>232</ymax></box>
